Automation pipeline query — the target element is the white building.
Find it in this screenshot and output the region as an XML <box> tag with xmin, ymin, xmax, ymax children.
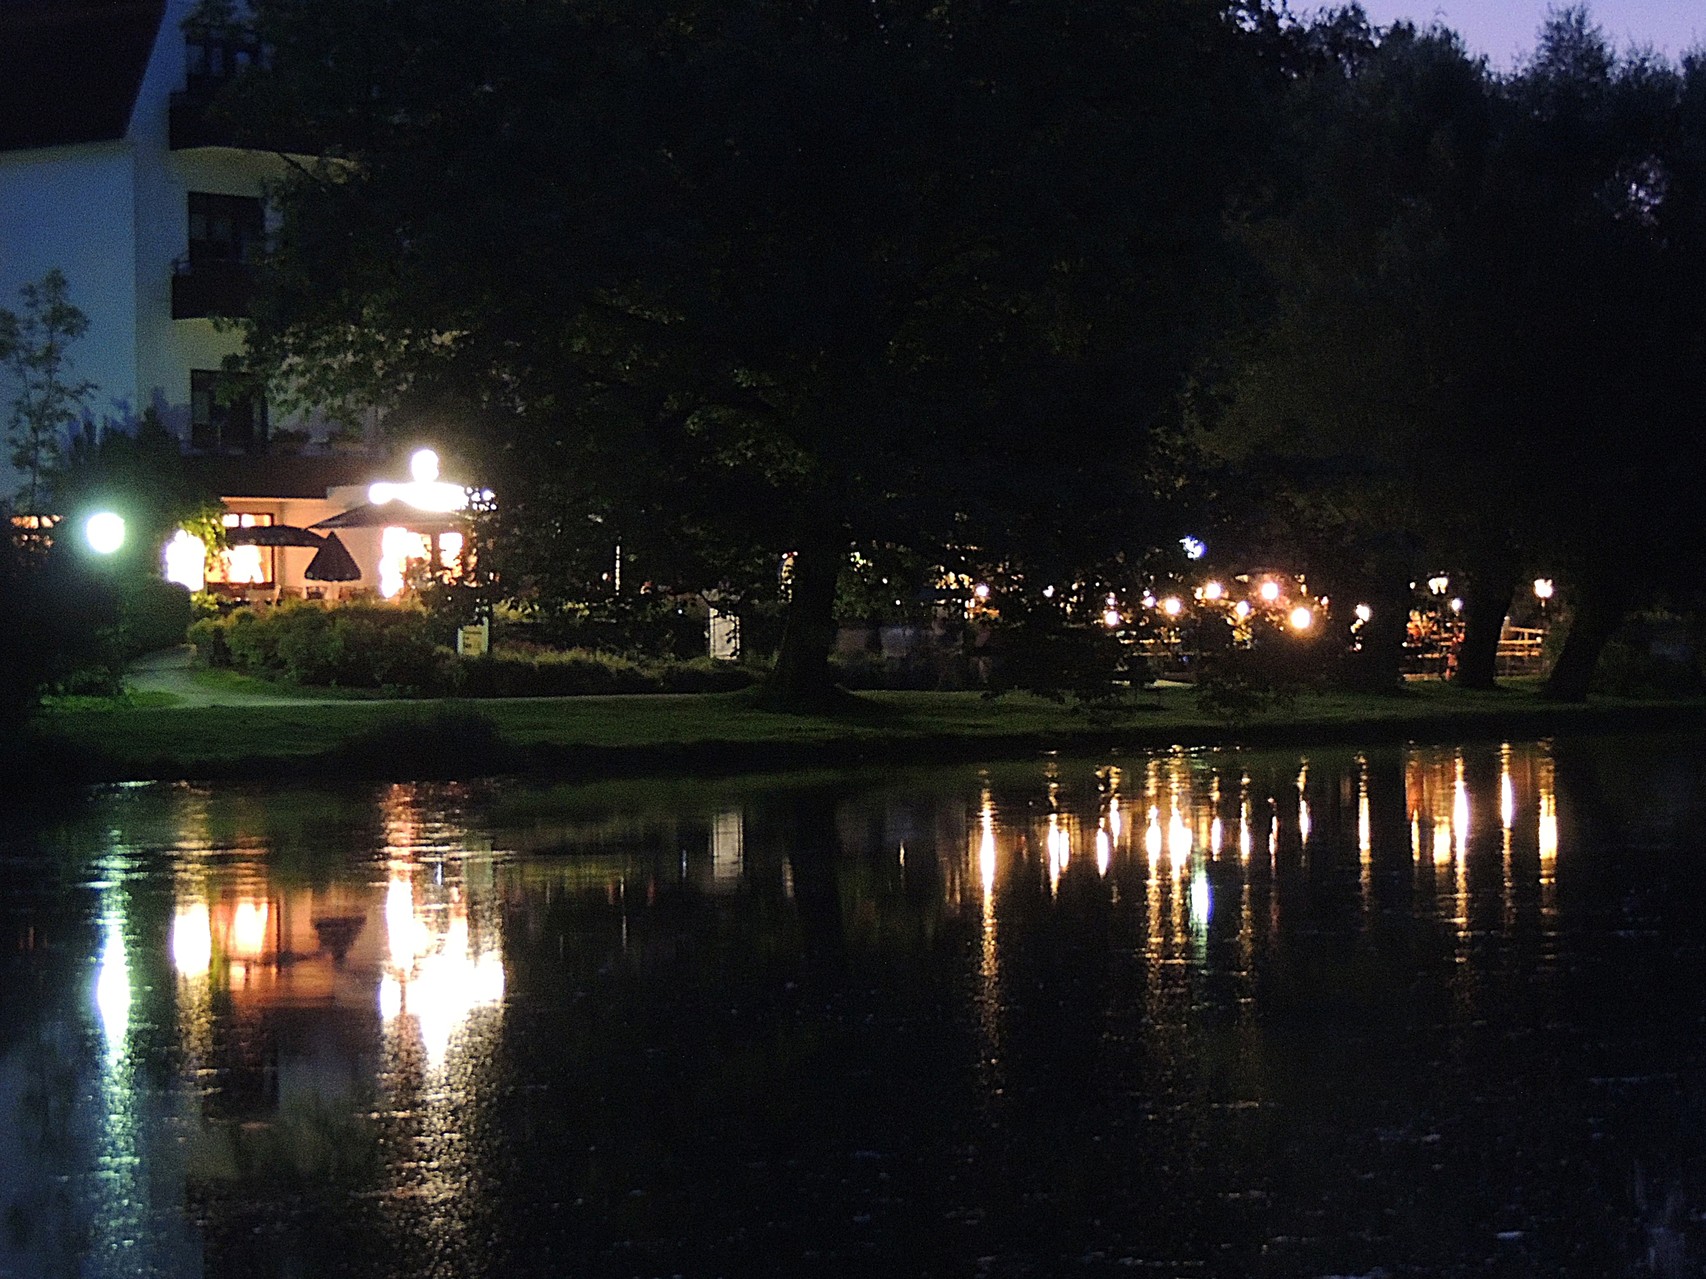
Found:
<box><xmin>0</xmin><ymin>0</ymin><xmax>426</xmax><ymax>599</ymax></box>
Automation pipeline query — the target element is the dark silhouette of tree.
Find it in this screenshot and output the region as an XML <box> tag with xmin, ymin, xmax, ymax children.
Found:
<box><xmin>216</xmin><ymin>0</ymin><xmax>1268</xmax><ymax>706</ymax></box>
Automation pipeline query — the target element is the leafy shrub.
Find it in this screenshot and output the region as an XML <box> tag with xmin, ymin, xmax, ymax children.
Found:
<box><xmin>984</xmin><ymin>611</ymin><xmax>1133</xmax><ymax>703</ymax></box>
<box><xmin>453</xmin><ymin>649</ymin><xmax>759</xmax><ymax>697</ymax></box>
<box><xmin>1591</xmin><ymin>634</ymin><xmax>1704</xmax><ymax>698</ymax></box>
<box><xmin>116</xmin><ymin>576</ymin><xmax>193</xmax><ymax>658</ymax></box>
<box><xmin>190</xmin><ymin>601</ymin><xmax>451</xmax><ymax>691</ymax></box>
<box><xmin>1194</xmin><ymin>625</ymin><xmax>1322</xmax><ymax>722</ymax></box>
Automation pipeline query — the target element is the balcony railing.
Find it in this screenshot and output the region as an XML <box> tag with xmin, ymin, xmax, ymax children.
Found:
<box><xmin>172</xmin><ymin>257</ymin><xmax>256</xmax><ymax>320</ymax></box>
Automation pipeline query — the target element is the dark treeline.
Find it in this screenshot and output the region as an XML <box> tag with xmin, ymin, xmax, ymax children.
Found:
<box><xmin>8</xmin><ymin>1</ymin><xmax>1704</xmax><ymax>715</ymax></box>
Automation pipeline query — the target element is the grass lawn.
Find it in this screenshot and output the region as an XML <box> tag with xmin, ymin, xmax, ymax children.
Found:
<box><xmin>23</xmin><ymin>676</ymin><xmax>1704</xmax><ymax>785</ymax></box>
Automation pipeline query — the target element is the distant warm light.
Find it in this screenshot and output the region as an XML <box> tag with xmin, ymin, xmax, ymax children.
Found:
<box><xmin>379</xmin><ymin>526</ymin><xmax>432</xmax><ymax>599</ymax></box>
<box><xmin>1102</xmin><ymin>608</ymin><xmax>1122</xmax><ymax>628</ymax></box>
<box><xmin>1145</xmin><ymin>806</ymin><xmax>1163</xmax><ymax>863</ymax></box>
<box><xmin>1095</xmin><ymin>828</ymin><xmax>1111</xmax><ymax>877</ymax></box>
<box><xmin>1533</xmin><ymin>578</ymin><xmax>1555</xmax><ymax>600</ymax></box>
<box><xmin>973</xmin><ymin>582</ymin><xmax>991</xmax><ymax>601</ymax></box>
<box><xmin>1233</xmin><ymin>600</ymin><xmax>1251</xmax><ymax>621</ymax></box>
<box><xmin>84</xmin><ymin>511</ymin><xmax>125</xmax><ymax>555</ymax></box>
<box><xmin>221</xmin><ymin>544</ymin><xmax>267</xmax><ymax>585</ymax></box>
<box><xmin>171</xmin><ymin>901</ymin><xmax>212</xmax><ymax>978</ymax></box>
<box><xmin>1259</xmin><ymin>580</ymin><xmax>1281</xmax><ymax>603</ymax></box>
<box><xmin>1449</xmin><ymin>597</ymin><xmax>1464</xmax><ymax>614</ymax></box>
<box><xmin>163</xmin><ymin>528</ymin><xmax>207</xmax><ymax>591</ymax></box>
<box><xmin>1141</xmin><ymin>593</ymin><xmax>1157</xmax><ymax>610</ymax></box>
<box><xmin>1180</xmin><ymin>536</ymin><xmax>1207</xmax><ymax>560</ymax></box>
<box><xmin>1202</xmin><ymin>580</ymin><xmax>1224</xmax><ymax>601</ymax></box>
<box><xmin>1427</xmin><ymin>575</ymin><xmax>1450</xmax><ymax>595</ymax></box>
<box><xmin>1354</xmin><ymin>603</ymin><xmax>1372</xmax><ymax>623</ymax></box>
<box><xmin>1161</xmin><ymin>596</ymin><xmax>1183</xmax><ymax>617</ymax></box>
<box><xmin>1042</xmin><ymin>585</ymin><xmax>1055</xmax><ymax>599</ymax></box>
<box><xmin>1288</xmin><ymin>606</ymin><xmax>1313</xmax><ymax>631</ymax></box>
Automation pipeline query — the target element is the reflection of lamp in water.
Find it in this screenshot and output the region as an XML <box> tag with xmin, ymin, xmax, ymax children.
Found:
<box><xmin>1168</xmin><ymin>807</ymin><xmax>1192</xmax><ymax>867</ymax></box>
<box><xmin>172</xmin><ymin>901</ymin><xmax>212</xmax><ymax>978</ymax></box>
<box><xmin>95</xmin><ymin>918</ymin><xmax>130</xmax><ymax>1055</ymax></box>
<box><xmin>1145</xmin><ymin>806</ymin><xmax>1163</xmax><ymax>864</ymax></box>
<box><xmin>1190</xmin><ymin>869</ymin><xmax>1211</xmax><ymax>929</ymax></box>
<box><xmin>1095</xmin><ymin>828</ymin><xmax>1111</xmax><ymax>877</ymax></box>
<box><xmin>230</xmin><ymin>900</ymin><xmax>269</xmax><ymax>960</ymax></box>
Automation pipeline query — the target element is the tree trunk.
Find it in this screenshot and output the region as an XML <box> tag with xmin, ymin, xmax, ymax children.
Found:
<box><xmin>1452</xmin><ymin>570</ymin><xmax>1516</xmax><ymax>691</ymax></box>
<box><xmin>1541</xmin><ymin>582</ymin><xmax>1628</xmax><ymax>702</ymax></box>
<box><xmin>761</xmin><ymin>537</ymin><xmax>845</xmax><ymax>710</ymax></box>
<box><xmin>1342</xmin><ymin>577</ymin><xmax>1412</xmax><ymax>692</ymax></box>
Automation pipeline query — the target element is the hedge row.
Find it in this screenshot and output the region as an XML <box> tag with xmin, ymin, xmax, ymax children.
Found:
<box><xmin>187</xmin><ymin>603</ymin><xmax>760</xmax><ymax>696</ymax></box>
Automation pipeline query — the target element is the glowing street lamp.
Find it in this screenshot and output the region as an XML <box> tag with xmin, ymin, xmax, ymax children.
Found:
<box><xmin>1533</xmin><ymin>578</ymin><xmax>1555</xmax><ymax>601</ymax></box>
<box><xmin>1288</xmin><ymin>606</ymin><xmax>1314</xmax><ymax>631</ymax></box>
<box><xmin>83</xmin><ymin>511</ymin><xmax>125</xmax><ymax>555</ymax></box>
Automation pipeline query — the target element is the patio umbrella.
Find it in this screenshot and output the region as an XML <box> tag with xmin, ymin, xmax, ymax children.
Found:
<box><xmin>309</xmin><ymin>503</ymin><xmax>464</xmax><ymax>535</ymax></box>
<box><xmin>226</xmin><ymin>524</ymin><xmax>327</xmax><ymax>547</ymax></box>
<box><xmin>303</xmin><ymin>531</ymin><xmax>362</xmax><ymax>582</ymax></box>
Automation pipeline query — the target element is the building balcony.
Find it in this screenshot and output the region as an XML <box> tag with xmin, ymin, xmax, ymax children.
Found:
<box><xmin>172</xmin><ymin>257</ymin><xmax>256</xmax><ymax>320</ymax></box>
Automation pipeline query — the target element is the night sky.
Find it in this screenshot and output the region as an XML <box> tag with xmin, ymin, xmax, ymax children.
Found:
<box><xmin>1322</xmin><ymin>0</ymin><xmax>1705</xmax><ymax>66</ymax></box>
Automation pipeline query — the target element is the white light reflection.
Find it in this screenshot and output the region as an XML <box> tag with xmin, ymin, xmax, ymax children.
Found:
<box><xmin>1095</xmin><ymin>827</ymin><xmax>1111</xmax><ymax>877</ymax></box>
<box><xmin>94</xmin><ymin>916</ymin><xmax>130</xmax><ymax>1058</ymax></box>
<box><xmin>1190</xmin><ymin>869</ymin><xmax>1212</xmax><ymax>931</ymax></box>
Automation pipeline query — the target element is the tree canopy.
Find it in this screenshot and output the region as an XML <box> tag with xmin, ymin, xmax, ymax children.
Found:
<box><xmin>220</xmin><ymin>0</ymin><xmax>1271</xmax><ymax>701</ymax></box>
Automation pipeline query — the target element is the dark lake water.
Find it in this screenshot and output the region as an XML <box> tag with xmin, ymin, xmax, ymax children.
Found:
<box><xmin>5</xmin><ymin>736</ymin><xmax>1706</xmax><ymax>1278</ymax></box>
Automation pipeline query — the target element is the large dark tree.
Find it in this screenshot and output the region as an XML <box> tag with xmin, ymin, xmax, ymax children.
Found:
<box><xmin>216</xmin><ymin>0</ymin><xmax>1267</xmax><ymax>705</ymax></box>
<box><xmin>1207</xmin><ymin>6</ymin><xmax>1706</xmax><ymax>698</ymax></box>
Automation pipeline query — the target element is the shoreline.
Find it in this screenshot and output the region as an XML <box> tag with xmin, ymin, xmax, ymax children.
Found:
<box><xmin>8</xmin><ymin>686</ymin><xmax>1703</xmax><ymax>791</ymax></box>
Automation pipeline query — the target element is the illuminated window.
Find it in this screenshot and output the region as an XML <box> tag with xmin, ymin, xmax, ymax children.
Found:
<box><xmin>205</xmin><ymin>512</ymin><xmax>274</xmax><ymax>588</ymax></box>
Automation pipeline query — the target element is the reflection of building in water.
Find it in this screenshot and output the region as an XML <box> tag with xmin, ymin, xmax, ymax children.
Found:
<box><xmin>711</xmin><ymin>808</ymin><xmax>745</xmax><ymax>887</ymax></box>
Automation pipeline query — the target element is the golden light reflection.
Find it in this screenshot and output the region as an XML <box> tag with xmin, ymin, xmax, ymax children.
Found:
<box><xmin>979</xmin><ymin>803</ymin><xmax>996</xmax><ymax>898</ymax></box>
<box><xmin>1239</xmin><ymin>800</ymin><xmax>1251</xmax><ymax>861</ymax></box>
<box><xmin>1167</xmin><ymin>806</ymin><xmax>1192</xmax><ymax>869</ymax></box>
<box><xmin>172</xmin><ymin>900</ymin><xmax>213</xmax><ymax>978</ymax></box>
<box><xmin>1145</xmin><ymin>806</ymin><xmax>1163</xmax><ymax>866</ymax></box>
<box><xmin>230</xmin><ymin>899</ymin><xmax>269</xmax><ymax>960</ymax></box>
<box><xmin>1108</xmin><ymin>796</ymin><xmax>1122</xmax><ymax>842</ymax></box>
<box><xmin>382</xmin><ymin>866</ymin><xmax>506</xmax><ymax>1070</ymax></box>
<box><xmin>1095</xmin><ymin>827</ymin><xmax>1111</xmax><ymax>877</ymax></box>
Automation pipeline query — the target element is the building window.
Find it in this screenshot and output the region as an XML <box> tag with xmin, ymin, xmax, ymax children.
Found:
<box><xmin>190</xmin><ymin>370</ymin><xmax>267</xmax><ymax>454</ymax></box>
<box><xmin>205</xmin><ymin>513</ymin><xmax>275</xmax><ymax>588</ymax></box>
<box><xmin>187</xmin><ymin>193</ymin><xmax>264</xmax><ymax>266</ymax></box>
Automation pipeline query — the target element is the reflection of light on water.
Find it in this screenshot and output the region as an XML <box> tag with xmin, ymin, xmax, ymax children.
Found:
<box><xmin>1108</xmin><ymin>796</ymin><xmax>1122</xmax><ymax>842</ymax></box>
<box><xmin>1500</xmin><ymin>768</ymin><xmax>1516</xmax><ymax>830</ymax></box>
<box><xmin>1168</xmin><ymin>807</ymin><xmax>1192</xmax><ymax>870</ymax></box>
<box><xmin>1239</xmin><ymin>801</ymin><xmax>1251</xmax><ymax>861</ymax></box>
<box><xmin>1453</xmin><ymin>757</ymin><xmax>1469</xmax><ymax>862</ymax></box>
<box><xmin>1047</xmin><ymin>813</ymin><xmax>1068</xmax><ymax>895</ymax></box>
<box><xmin>1095</xmin><ymin>827</ymin><xmax>1111</xmax><ymax>877</ymax></box>
<box><xmin>1190</xmin><ymin>868</ymin><xmax>1211</xmax><ymax>931</ymax></box>
<box><xmin>172</xmin><ymin>900</ymin><xmax>212</xmax><ymax>977</ymax></box>
<box><xmin>231</xmin><ymin>898</ymin><xmax>269</xmax><ymax>959</ymax></box>
<box><xmin>978</xmin><ymin>804</ymin><xmax>996</xmax><ymax>898</ymax></box>
<box><xmin>1297</xmin><ymin>765</ymin><xmax>1310</xmax><ymax>846</ymax></box>
<box><xmin>95</xmin><ymin>915</ymin><xmax>131</xmax><ymax>1057</ymax></box>
<box><xmin>1432</xmin><ymin>822</ymin><xmax>1452</xmax><ymax>867</ymax></box>
<box><xmin>1357</xmin><ymin>777</ymin><xmax>1371</xmax><ymax>861</ymax></box>
<box><xmin>382</xmin><ymin>867</ymin><xmax>505</xmax><ymax>1070</ymax></box>
<box><xmin>1145</xmin><ymin>806</ymin><xmax>1163</xmax><ymax>866</ymax></box>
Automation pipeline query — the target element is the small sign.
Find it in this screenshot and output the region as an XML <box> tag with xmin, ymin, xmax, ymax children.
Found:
<box><xmin>457</xmin><ymin>620</ymin><xmax>490</xmax><ymax>657</ymax></box>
